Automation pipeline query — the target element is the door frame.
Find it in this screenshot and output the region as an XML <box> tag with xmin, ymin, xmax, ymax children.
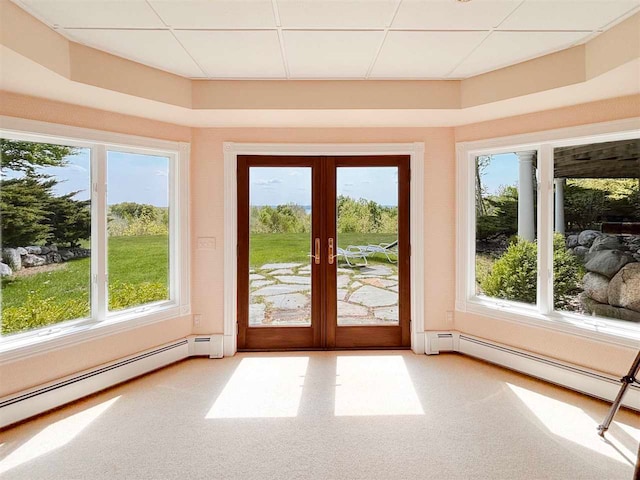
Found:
<box><xmin>223</xmin><ymin>142</ymin><xmax>425</xmax><ymax>356</ymax></box>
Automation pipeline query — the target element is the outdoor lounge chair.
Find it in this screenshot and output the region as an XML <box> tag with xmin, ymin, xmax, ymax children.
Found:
<box><xmin>358</xmin><ymin>240</ymin><xmax>398</xmax><ymax>263</ymax></box>
<box><xmin>337</xmin><ymin>246</ymin><xmax>369</xmax><ymax>267</ymax></box>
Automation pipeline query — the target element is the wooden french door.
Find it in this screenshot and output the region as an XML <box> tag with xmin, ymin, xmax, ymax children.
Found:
<box><xmin>237</xmin><ymin>155</ymin><xmax>410</xmax><ymax>350</ymax></box>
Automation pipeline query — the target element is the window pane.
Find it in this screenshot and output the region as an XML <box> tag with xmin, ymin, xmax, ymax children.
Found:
<box><xmin>1</xmin><ymin>139</ymin><xmax>91</xmax><ymax>335</ymax></box>
<box><xmin>107</xmin><ymin>151</ymin><xmax>170</xmax><ymax>312</ymax></box>
<box><xmin>475</xmin><ymin>151</ymin><xmax>538</xmax><ymax>305</ymax></box>
<box><xmin>336</xmin><ymin>167</ymin><xmax>399</xmax><ymax>326</ymax></box>
<box><xmin>248</xmin><ymin>167</ymin><xmax>312</xmax><ymax>327</ymax></box>
<box><xmin>553</xmin><ymin>139</ymin><xmax>640</xmax><ymax>324</ymax></box>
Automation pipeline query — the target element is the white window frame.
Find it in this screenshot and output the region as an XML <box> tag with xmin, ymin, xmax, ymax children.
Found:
<box><xmin>456</xmin><ymin>117</ymin><xmax>640</xmax><ymax>348</ymax></box>
<box><xmin>0</xmin><ymin>116</ymin><xmax>190</xmax><ymax>363</ymax></box>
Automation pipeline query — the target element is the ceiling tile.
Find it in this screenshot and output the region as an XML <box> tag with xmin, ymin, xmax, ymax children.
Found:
<box><xmin>149</xmin><ymin>0</ymin><xmax>276</xmax><ymax>29</ymax></box>
<box><xmin>370</xmin><ymin>31</ymin><xmax>487</xmax><ymax>78</ymax></box>
<box><xmin>392</xmin><ymin>0</ymin><xmax>521</xmax><ymax>30</ymax></box>
<box><xmin>450</xmin><ymin>31</ymin><xmax>591</xmax><ymax>78</ymax></box>
<box><xmin>283</xmin><ymin>30</ymin><xmax>384</xmax><ymax>78</ymax></box>
<box><xmin>174</xmin><ymin>30</ymin><xmax>285</xmax><ymax>78</ymax></box>
<box><xmin>276</xmin><ymin>0</ymin><xmax>399</xmax><ymax>28</ymax></box>
<box><xmin>65</xmin><ymin>29</ymin><xmax>205</xmax><ymax>77</ymax></box>
<box><xmin>498</xmin><ymin>1</ymin><xmax>640</xmax><ymax>31</ymax></box>
<box><xmin>19</xmin><ymin>0</ymin><xmax>164</xmax><ymax>28</ymax></box>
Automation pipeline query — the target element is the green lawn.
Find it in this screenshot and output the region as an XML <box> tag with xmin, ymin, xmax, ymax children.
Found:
<box><xmin>1</xmin><ymin>235</ymin><xmax>169</xmax><ymax>335</ymax></box>
<box><xmin>1</xmin><ymin>232</ymin><xmax>398</xmax><ymax>335</ymax></box>
<box><xmin>249</xmin><ymin>232</ymin><xmax>397</xmax><ymax>267</ymax></box>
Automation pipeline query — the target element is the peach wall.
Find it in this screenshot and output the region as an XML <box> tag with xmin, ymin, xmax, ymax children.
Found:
<box><xmin>190</xmin><ymin>127</ymin><xmax>457</xmax><ymax>336</ymax></box>
<box><xmin>454</xmin><ymin>95</ymin><xmax>640</xmax><ymax>377</ymax></box>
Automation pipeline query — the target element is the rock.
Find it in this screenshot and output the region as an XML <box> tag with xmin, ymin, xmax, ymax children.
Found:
<box><xmin>22</xmin><ymin>254</ymin><xmax>47</xmax><ymax>267</ymax></box>
<box><xmin>46</xmin><ymin>252</ymin><xmax>62</xmax><ymax>263</ymax></box>
<box><xmin>266</xmin><ymin>293</ymin><xmax>309</xmax><ymax>310</ymax></box>
<box><xmin>249</xmin><ymin>303</ymin><xmax>266</xmax><ymax>326</ymax></box>
<box><xmin>580</xmin><ymin>294</ymin><xmax>640</xmax><ymax>323</ymax></box>
<box><xmin>16</xmin><ymin>247</ymin><xmax>27</xmax><ymax>256</ymax></box>
<box><xmin>608</xmin><ymin>263</ymin><xmax>640</xmax><ymax>313</ymax></box>
<box><xmin>349</xmin><ymin>285</ymin><xmax>397</xmax><ymax>307</ymax></box>
<box><xmin>589</xmin><ymin>235</ymin><xmax>621</xmax><ymax>253</ymax></box>
<box><xmin>337</xmin><ymin>301</ymin><xmax>369</xmax><ymax>316</ymax></box>
<box><xmin>582</xmin><ymin>272</ymin><xmax>610</xmax><ymax>304</ymax></box>
<box><xmin>578</xmin><ymin>230</ymin><xmax>602</xmax><ymax>247</ymax></box>
<box><xmin>40</xmin><ymin>246</ymin><xmax>51</xmax><ymax>255</ymax></box>
<box><xmin>249</xmin><ymin>274</ymin><xmax>265</xmax><ymax>281</ymax></box>
<box><xmin>270</xmin><ymin>268</ymin><xmax>294</xmax><ymax>275</ymax></box>
<box><xmin>573</xmin><ymin>246</ymin><xmax>590</xmax><ymax>260</ymax></box>
<box><xmin>252</xmin><ymin>284</ymin><xmax>310</xmax><ymax>296</ymax></box>
<box><xmin>2</xmin><ymin>248</ymin><xmax>21</xmax><ymax>270</ymax></box>
<box><xmin>566</xmin><ymin>235</ymin><xmax>579</xmax><ymax>248</ymax></box>
<box><xmin>373</xmin><ymin>306</ymin><xmax>399</xmax><ymax>321</ymax></box>
<box><xmin>25</xmin><ymin>246</ymin><xmax>42</xmax><ymax>254</ymax></box>
<box><xmin>273</xmin><ymin>275</ymin><xmax>311</xmax><ymax>285</ymax></box>
<box><xmin>250</xmin><ymin>280</ymin><xmax>274</xmax><ymax>288</ymax></box>
<box><xmin>0</xmin><ymin>262</ymin><xmax>12</xmax><ymax>277</ymax></box>
<box><xmin>260</xmin><ymin>262</ymin><xmax>301</xmax><ymax>271</ymax></box>
<box><xmin>584</xmin><ymin>250</ymin><xmax>635</xmax><ymax>278</ymax></box>
<box><xmin>337</xmin><ymin>289</ymin><xmax>348</xmax><ymax>301</ymax></box>
<box><xmin>59</xmin><ymin>250</ymin><xmax>75</xmax><ymax>261</ymax></box>
<box><xmin>48</xmin><ymin>245</ymin><xmax>58</xmax><ymax>252</ymax></box>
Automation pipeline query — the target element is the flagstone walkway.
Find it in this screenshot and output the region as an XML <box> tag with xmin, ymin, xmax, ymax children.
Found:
<box><xmin>249</xmin><ymin>262</ymin><xmax>399</xmax><ymax>326</ymax></box>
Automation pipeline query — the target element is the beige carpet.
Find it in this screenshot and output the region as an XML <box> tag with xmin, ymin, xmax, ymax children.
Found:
<box><xmin>0</xmin><ymin>351</ymin><xmax>638</xmax><ymax>480</ymax></box>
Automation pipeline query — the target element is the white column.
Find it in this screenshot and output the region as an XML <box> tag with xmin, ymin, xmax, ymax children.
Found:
<box><xmin>517</xmin><ymin>151</ymin><xmax>536</xmax><ymax>242</ymax></box>
<box><xmin>554</xmin><ymin>178</ymin><xmax>566</xmax><ymax>234</ymax></box>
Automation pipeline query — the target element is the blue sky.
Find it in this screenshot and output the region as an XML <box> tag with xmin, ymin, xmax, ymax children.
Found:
<box><xmin>480</xmin><ymin>153</ymin><xmax>520</xmax><ymax>194</ymax></box>
<box><xmin>3</xmin><ymin>148</ymin><xmax>169</xmax><ymax>207</ymax></box>
<box><xmin>249</xmin><ymin>166</ymin><xmax>399</xmax><ymax>206</ymax></box>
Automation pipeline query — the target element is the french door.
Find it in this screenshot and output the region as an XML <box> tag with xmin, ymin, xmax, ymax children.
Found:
<box><xmin>237</xmin><ymin>155</ymin><xmax>410</xmax><ymax>350</ymax></box>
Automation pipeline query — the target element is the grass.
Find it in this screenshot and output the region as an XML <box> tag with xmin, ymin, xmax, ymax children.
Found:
<box><xmin>249</xmin><ymin>232</ymin><xmax>397</xmax><ymax>267</ymax></box>
<box><xmin>475</xmin><ymin>253</ymin><xmax>496</xmax><ymax>295</ymax></box>
<box><xmin>1</xmin><ymin>235</ymin><xmax>169</xmax><ymax>335</ymax></box>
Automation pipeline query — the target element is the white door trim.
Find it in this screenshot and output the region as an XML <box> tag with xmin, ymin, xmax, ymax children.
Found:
<box><xmin>223</xmin><ymin>142</ymin><xmax>426</xmax><ymax>355</ymax></box>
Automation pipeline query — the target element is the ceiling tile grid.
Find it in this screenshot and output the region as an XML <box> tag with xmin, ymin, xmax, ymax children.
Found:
<box><xmin>12</xmin><ymin>0</ymin><xmax>640</xmax><ymax>80</ymax></box>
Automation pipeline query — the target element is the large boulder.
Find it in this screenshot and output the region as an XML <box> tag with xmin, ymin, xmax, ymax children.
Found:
<box><xmin>39</xmin><ymin>246</ymin><xmax>51</xmax><ymax>255</ymax></box>
<box><xmin>589</xmin><ymin>235</ymin><xmax>622</xmax><ymax>253</ymax></box>
<box><xmin>578</xmin><ymin>230</ymin><xmax>602</xmax><ymax>247</ymax></box>
<box><xmin>584</xmin><ymin>250</ymin><xmax>635</xmax><ymax>278</ymax></box>
<box><xmin>2</xmin><ymin>248</ymin><xmax>21</xmax><ymax>271</ymax></box>
<box><xmin>582</xmin><ymin>272</ymin><xmax>610</xmax><ymax>304</ymax></box>
<box><xmin>25</xmin><ymin>246</ymin><xmax>42</xmax><ymax>254</ymax></box>
<box><xmin>566</xmin><ymin>235</ymin><xmax>579</xmax><ymax>248</ymax></box>
<box><xmin>573</xmin><ymin>246</ymin><xmax>590</xmax><ymax>260</ymax></box>
<box><xmin>16</xmin><ymin>247</ymin><xmax>28</xmax><ymax>256</ymax></box>
<box><xmin>59</xmin><ymin>249</ymin><xmax>75</xmax><ymax>261</ymax></box>
<box><xmin>0</xmin><ymin>262</ymin><xmax>12</xmax><ymax>277</ymax></box>
<box><xmin>22</xmin><ymin>254</ymin><xmax>46</xmax><ymax>267</ymax></box>
<box><xmin>580</xmin><ymin>294</ymin><xmax>640</xmax><ymax>323</ymax></box>
<box><xmin>46</xmin><ymin>252</ymin><xmax>62</xmax><ymax>264</ymax></box>
<box><xmin>608</xmin><ymin>263</ymin><xmax>640</xmax><ymax>313</ymax></box>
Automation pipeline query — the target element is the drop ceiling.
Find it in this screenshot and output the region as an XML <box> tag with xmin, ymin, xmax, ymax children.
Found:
<box><xmin>12</xmin><ymin>0</ymin><xmax>640</xmax><ymax>80</ymax></box>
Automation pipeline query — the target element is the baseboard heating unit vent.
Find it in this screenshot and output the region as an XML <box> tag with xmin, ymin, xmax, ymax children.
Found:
<box><xmin>457</xmin><ymin>333</ymin><xmax>640</xmax><ymax>411</ymax></box>
<box><xmin>0</xmin><ymin>339</ymin><xmax>189</xmax><ymax>428</ymax></box>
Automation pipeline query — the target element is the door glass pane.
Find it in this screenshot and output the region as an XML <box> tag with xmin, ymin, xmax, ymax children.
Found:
<box><xmin>107</xmin><ymin>151</ymin><xmax>170</xmax><ymax>312</ymax></box>
<box><xmin>336</xmin><ymin>167</ymin><xmax>399</xmax><ymax>326</ymax></box>
<box><xmin>249</xmin><ymin>167</ymin><xmax>312</xmax><ymax>327</ymax></box>
<box><xmin>1</xmin><ymin>140</ymin><xmax>91</xmax><ymax>335</ymax></box>
<box><xmin>553</xmin><ymin>139</ymin><xmax>640</xmax><ymax>325</ymax></box>
<box><xmin>474</xmin><ymin>151</ymin><xmax>538</xmax><ymax>305</ymax></box>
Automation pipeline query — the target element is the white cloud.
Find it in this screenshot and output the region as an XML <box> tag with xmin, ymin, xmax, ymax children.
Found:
<box><xmin>254</xmin><ymin>179</ymin><xmax>282</xmax><ymax>186</ymax></box>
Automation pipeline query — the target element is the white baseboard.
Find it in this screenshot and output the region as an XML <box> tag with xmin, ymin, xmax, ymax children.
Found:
<box><xmin>0</xmin><ymin>334</ymin><xmax>225</xmax><ymax>429</ymax></box>
<box><xmin>425</xmin><ymin>331</ymin><xmax>640</xmax><ymax>411</ymax></box>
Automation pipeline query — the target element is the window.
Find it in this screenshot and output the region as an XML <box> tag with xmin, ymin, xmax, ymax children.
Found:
<box><xmin>457</xmin><ymin>120</ymin><xmax>640</xmax><ymax>344</ymax></box>
<box><xmin>0</xmin><ymin>122</ymin><xmax>189</xmax><ymax>355</ymax></box>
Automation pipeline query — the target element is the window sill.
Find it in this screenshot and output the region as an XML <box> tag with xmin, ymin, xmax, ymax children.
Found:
<box><xmin>0</xmin><ymin>302</ymin><xmax>190</xmax><ymax>364</ymax></box>
<box><xmin>462</xmin><ymin>297</ymin><xmax>640</xmax><ymax>349</ymax></box>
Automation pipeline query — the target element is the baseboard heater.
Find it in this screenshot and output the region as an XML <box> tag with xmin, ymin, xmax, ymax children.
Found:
<box><xmin>0</xmin><ymin>339</ymin><xmax>190</xmax><ymax>429</ymax></box>
<box><xmin>426</xmin><ymin>331</ymin><xmax>640</xmax><ymax>411</ymax></box>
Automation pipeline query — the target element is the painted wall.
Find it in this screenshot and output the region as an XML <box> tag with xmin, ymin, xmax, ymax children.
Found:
<box><xmin>0</xmin><ymin>91</ymin><xmax>638</xmax><ymax>397</ymax></box>
<box><xmin>190</xmin><ymin>127</ymin><xmax>457</xmax><ymax>337</ymax></box>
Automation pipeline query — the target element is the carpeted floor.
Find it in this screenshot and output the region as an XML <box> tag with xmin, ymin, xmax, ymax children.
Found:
<box><xmin>0</xmin><ymin>351</ymin><xmax>638</xmax><ymax>480</ymax></box>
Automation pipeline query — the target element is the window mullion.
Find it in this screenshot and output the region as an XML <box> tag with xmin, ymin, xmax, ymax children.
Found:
<box><xmin>537</xmin><ymin>145</ymin><xmax>554</xmax><ymax>315</ymax></box>
<box><xmin>93</xmin><ymin>144</ymin><xmax>108</xmax><ymax>321</ymax></box>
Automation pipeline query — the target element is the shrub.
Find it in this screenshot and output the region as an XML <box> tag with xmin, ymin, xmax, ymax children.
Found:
<box><xmin>480</xmin><ymin>238</ymin><xmax>537</xmax><ymax>304</ymax></box>
<box><xmin>1</xmin><ymin>293</ymin><xmax>89</xmax><ymax>335</ymax></box>
<box><xmin>480</xmin><ymin>234</ymin><xmax>584</xmax><ymax>307</ymax></box>
<box><xmin>108</xmin><ymin>281</ymin><xmax>168</xmax><ymax>311</ymax></box>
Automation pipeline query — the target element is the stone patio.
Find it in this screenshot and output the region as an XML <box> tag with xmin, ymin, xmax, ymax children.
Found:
<box><xmin>249</xmin><ymin>261</ymin><xmax>399</xmax><ymax>326</ymax></box>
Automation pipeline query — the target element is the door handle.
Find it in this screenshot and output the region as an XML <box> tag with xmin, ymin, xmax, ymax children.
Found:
<box><xmin>328</xmin><ymin>238</ymin><xmax>335</xmax><ymax>265</ymax></box>
<box><xmin>311</xmin><ymin>237</ymin><xmax>320</xmax><ymax>265</ymax></box>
